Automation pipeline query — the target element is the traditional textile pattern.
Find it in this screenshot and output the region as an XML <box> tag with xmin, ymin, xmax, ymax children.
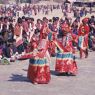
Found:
<box><xmin>55</xmin><ymin>33</ymin><xmax>77</xmax><ymax>74</ymax></box>
<box><xmin>27</xmin><ymin>39</ymin><xmax>51</xmax><ymax>84</ymax></box>
<box><xmin>28</xmin><ymin>57</ymin><xmax>50</xmax><ymax>84</ymax></box>
<box><xmin>55</xmin><ymin>52</ymin><xmax>77</xmax><ymax>74</ymax></box>
<box><xmin>78</xmin><ymin>36</ymin><xmax>88</xmax><ymax>50</ymax></box>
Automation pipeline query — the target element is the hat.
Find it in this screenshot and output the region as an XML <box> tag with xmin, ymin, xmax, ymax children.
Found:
<box><xmin>82</xmin><ymin>18</ymin><xmax>89</xmax><ymax>23</ymax></box>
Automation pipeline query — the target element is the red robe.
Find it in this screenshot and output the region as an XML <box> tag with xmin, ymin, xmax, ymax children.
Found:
<box><xmin>78</xmin><ymin>24</ymin><xmax>90</xmax><ymax>36</ymax></box>
<box><xmin>27</xmin><ymin>38</ymin><xmax>51</xmax><ymax>84</ymax></box>
<box><xmin>55</xmin><ymin>33</ymin><xmax>77</xmax><ymax>75</ymax></box>
<box><xmin>78</xmin><ymin>24</ymin><xmax>90</xmax><ymax>50</ymax></box>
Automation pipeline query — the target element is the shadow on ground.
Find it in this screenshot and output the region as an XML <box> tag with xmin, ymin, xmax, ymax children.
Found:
<box><xmin>50</xmin><ymin>70</ymin><xmax>57</xmax><ymax>76</ymax></box>
<box><xmin>8</xmin><ymin>74</ymin><xmax>31</xmax><ymax>82</ymax></box>
<box><xmin>50</xmin><ymin>70</ymin><xmax>76</xmax><ymax>76</ymax></box>
<box><xmin>50</xmin><ymin>70</ymin><xmax>68</xmax><ymax>76</ymax></box>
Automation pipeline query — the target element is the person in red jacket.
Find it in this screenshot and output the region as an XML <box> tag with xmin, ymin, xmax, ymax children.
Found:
<box><xmin>78</xmin><ymin>18</ymin><xmax>90</xmax><ymax>58</ymax></box>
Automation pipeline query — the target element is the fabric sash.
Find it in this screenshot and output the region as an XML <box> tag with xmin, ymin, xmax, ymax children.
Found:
<box><xmin>53</xmin><ymin>40</ymin><xmax>69</xmax><ymax>53</ymax></box>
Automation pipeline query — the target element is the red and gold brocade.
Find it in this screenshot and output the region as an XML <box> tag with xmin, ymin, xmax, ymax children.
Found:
<box><xmin>55</xmin><ymin>33</ymin><xmax>77</xmax><ymax>75</ymax></box>
<box><xmin>27</xmin><ymin>39</ymin><xmax>51</xmax><ymax>84</ymax></box>
<box><xmin>78</xmin><ymin>24</ymin><xmax>90</xmax><ymax>50</ymax></box>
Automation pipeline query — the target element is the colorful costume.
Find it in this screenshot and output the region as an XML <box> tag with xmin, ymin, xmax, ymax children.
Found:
<box><xmin>55</xmin><ymin>24</ymin><xmax>77</xmax><ymax>75</ymax></box>
<box><xmin>14</xmin><ymin>24</ymin><xmax>24</xmax><ymax>54</ymax></box>
<box><xmin>48</xmin><ymin>32</ymin><xmax>56</xmax><ymax>56</ymax></box>
<box><xmin>27</xmin><ymin>26</ymin><xmax>51</xmax><ymax>84</ymax></box>
<box><xmin>78</xmin><ymin>18</ymin><xmax>90</xmax><ymax>58</ymax></box>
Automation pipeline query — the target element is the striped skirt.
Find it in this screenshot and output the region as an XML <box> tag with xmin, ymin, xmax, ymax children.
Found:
<box><xmin>27</xmin><ymin>57</ymin><xmax>51</xmax><ymax>84</ymax></box>
<box><xmin>55</xmin><ymin>52</ymin><xmax>77</xmax><ymax>74</ymax></box>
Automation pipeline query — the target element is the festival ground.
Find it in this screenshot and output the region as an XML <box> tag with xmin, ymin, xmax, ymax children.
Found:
<box><xmin>17</xmin><ymin>6</ymin><xmax>95</xmax><ymax>22</ymax></box>
<box><xmin>0</xmin><ymin>6</ymin><xmax>95</xmax><ymax>95</ymax></box>
<box><xmin>0</xmin><ymin>51</ymin><xmax>95</xmax><ymax>95</ymax></box>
